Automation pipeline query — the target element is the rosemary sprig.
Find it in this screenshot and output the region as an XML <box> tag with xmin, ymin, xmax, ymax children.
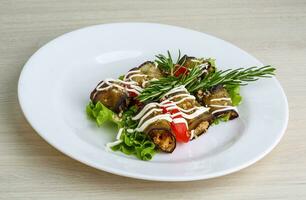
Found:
<box><xmin>187</xmin><ymin>65</ymin><xmax>276</xmax><ymax>92</ymax></box>
<box><xmin>138</xmin><ymin>50</ymin><xmax>276</xmax><ymax>102</ymax></box>
<box><xmin>155</xmin><ymin>50</ymin><xmax>183</xmax><ymax>76</ymax></box>
<box><xmin>138</xmin><ymin>65</ymin><xmax>275</xmax><ymax>102</ymax></box>
<box><xmin>138</xmin><ymin>67</ymin><xmax>202</xmax><ymax>102</ymax></box>
<box><xmin>137</xmin><ymin>76</ymin><xmax>180</xmax><ymax>102</ymax></box>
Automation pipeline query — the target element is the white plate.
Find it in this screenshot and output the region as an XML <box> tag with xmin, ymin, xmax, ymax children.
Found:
<box><xmin>18</xmin><ymin>23</ymin><xmax>288</xmax><ymax>181</ymax></box>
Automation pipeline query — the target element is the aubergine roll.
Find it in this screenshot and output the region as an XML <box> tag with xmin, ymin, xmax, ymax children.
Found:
<box><xmin>160</xmin><ymin>86</ymin><xmax>214</xmax><ymax>139</ymax></box>
<box><xmin>201</xmin><ymin>85</ymin><xmax>239</xmax><ymax>120</ymax></box>
<box><xmin>90</xmin><ymin>80</ymin><xmax>130</xmax><ymax>113</ymax></box>
<box><xmin>123</xmin><ymin>61</ymin><xmax>163</xmax><ymax>88</ymax></box>
<box><xmin>133</xmin><ymin>106</ymin><xmax>176</xmax><ymax>153</ymax></box>
<box><xmin>145</xmin><ymin>120</ymin><xmax>176</xmax><ymax>153</ymax></box>
<box><xmin>90</xmin><ymin>61</ymin><xmax>163</xmax><ymax>113</ymax></box>
<box><xmin>177</xmin><ymin>55</ymin><xmax>216</xmax><ymax>76</ymax></box>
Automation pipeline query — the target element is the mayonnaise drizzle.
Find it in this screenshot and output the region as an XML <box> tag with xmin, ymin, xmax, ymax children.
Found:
<box><xmin>172</xmin><ymin>118</ymin><xmax>188</xmax><ymax>127</ymax></box>
<box><xmin>209</xmin><ymin>104</ymin><xmax>232</xmax><ymax>108</ymax></box>
<box><xmin>96</xmin><ymin>78</ymin><xmax>138</xmax><ymax>92</ymax></box>
<box><xmin>210</xmin><ymin>97</ymin><xmax>231</xmax><ymax>102</ymax></box>
<box><xmin>161</xmin><ymin>85</ymin><xmax>188</xmax><ymax>99</ymax></box>
<box><xmin>96</xmin><ymin>69</ymin><xmax>147</xmax><ymax>96</ymax></box>
<box><xmin>138</xmin><ymin>108</ymin><xmax>163</xmax><ymax>127</ymax></box>
<box><xmin>135</xmin><ymin>114</ymin><xmax>172</xmax><ymax>132</ymax></box>
<box><xmin>166</xmin><ymin>93</ymin><xmax>190</xmax><ymax>101</ymax></box>
<box><xmin>161</xmin><ymin>95</ymin><xmax>196</xmax><ymax>105</ymax></box>
<box><xmin>116</xmin><ymin>128</ymin><xmax>124</xmax><ymax>140</ymax></box>
<box><xmin>123</xmin><ymin>70</ymin><xmax>141</xmax><ymax>80</ymax></box>
<box><xmin>171</xmin><ymin>107</ymin><xmax>209</xmax><ymax>119</ymax></box>
<box><xmin>125</xmin><ymin>88</ymin><xmax>140</xmax><ymax>95</ymax></box>
<box><xmin>127</xmin><ymin>74</ymin><xmax>147</xmax><ymax>81</ymax></box>
<box><xmin>105</xmin><ymin>140</ymin><xmax>122</xmax><ymax>151</ymax></box>
<box><xmin>132</xmin><ymin>103</ymin><xmax>159</xmax><ymax>120</ymax></box>
<box><xmin>212</xmin><ymin>106</ymin><xmax>238</xmax><ymax>114</ymax></box>
<box><xmin>189</xmin><ymin>129</ymin><xmax>198</xmax><ymax>139</ymax></box>
<box><xmin>133</xmin><ymin>86</ymin><xmax>210</xmax><ymax>132</ymax></box>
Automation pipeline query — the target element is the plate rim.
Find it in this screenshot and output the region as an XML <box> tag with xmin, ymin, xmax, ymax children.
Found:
<box><xmin>17</xmin><ymin>22</ymin><xmax>289</xmax><ymax>181</ymax></box>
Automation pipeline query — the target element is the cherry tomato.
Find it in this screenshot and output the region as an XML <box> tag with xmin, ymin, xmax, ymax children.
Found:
<box><xmin>174</xmin><ymin>65</ymin><xmax>189</xmax><ymax>77</ymax></box>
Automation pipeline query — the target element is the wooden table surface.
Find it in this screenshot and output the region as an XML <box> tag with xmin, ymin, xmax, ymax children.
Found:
<box><xmin>1</xmin><ymin>0</ymin><xmax>306</xmax><ymax>199</ymax></box>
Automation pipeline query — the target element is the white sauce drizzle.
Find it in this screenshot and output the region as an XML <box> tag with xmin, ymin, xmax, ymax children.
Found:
<box><xmin>105</xmin><ymin>128</ymin><xmax>125</xmax><ymax>151</ymax></box>
<box><xmin>161</xmin><ymin>85</ymin><xmax>188</xmax><ymax>99</ymax></box>
<box><xmin>135</xmin><ymin>114</ymin><xmax>172</xmax><ymax>132</ymax></box>
<box><xmin>189</xmin><ymin>130</ymin><xmax>196</xmax><ymax>139</ymax></box>
<box><xmin>132</xmin><ymin>103</ymin><xmax>159</xmax><ymax>120</ymax></box>
<box><xmin>172</xmin><ymin>118</ymin><xmax>188</xmax><ymax>127</ymax></box>
<box><xmin>166</xmin><ymin>93</ymin><xmax>190</xmax><ymax>101</ymax></box>
<box><xmin>210</xmin><ymin>104</ymin><xmax>231</xmax><ymax>108</ymax></box>
<box><xmin>116</xmin><ymin>128</ymin><xmax>124</xmax><ymax>140</ymax></box>
<box><xmin>210</xmin><ymin>97</ymin><xmax>231</xmax><ymax>102</ymax></box>
<box><xmin>105</xmin><ymin>140</ymin><xmax>122</xmax><ymax>151</ymax></box>
<box><xmin>190</xmin><ymin>59</ymin><xmax>202</xmax><ymax>63</ymax></box>
<box><xmin>129</xmin><ymin>84</ymin><xmax>143</xmax><ymax>91</ymax></box>
<box><xmin>96</xmin><ymin>70</ymin><xmax>148</xmax><ymax>97</ymax></box>
<box><xmin>199</xmin><ymin>63</ymin><xmax>209</xmax><ymax>69</ymax></box>
<box><xmin>133</xmin><ymin>86</ymin><xmax>210</xmax><ymax>132</ymax></box>
<box><xmin>161</xmin><ymin>95</ymin><xmax>196</xmax><ymax>105</ymax></box>
<box><xmin>138</xmin><ymin>108</ymin><xmax>163</xmax><ymax>127</ymax></box>
<box><xmin>123</xmin><ymin>70</ymin><xmax>141</xmax><ymax>80</ymax></box>
<box><xmin>171</xmin><ymin>107</ymin><xmax>209</xmax><ymax>119</ymax></box>
<box><xmin>211</xmin><ymin>106</ymin><xmax>238</xmax><ymax>115</ymax></box>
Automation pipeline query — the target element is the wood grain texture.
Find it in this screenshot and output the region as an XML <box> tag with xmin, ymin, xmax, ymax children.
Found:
<box><xmin>0</xmin><ymin>0</ymin><xmax>305</xmax><ymax>199</ymax></box>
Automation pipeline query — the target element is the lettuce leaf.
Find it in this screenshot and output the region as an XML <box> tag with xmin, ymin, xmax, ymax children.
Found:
<box><xmin>86</xmin><ymin>101</ymin><xmax>121</xmax><ymax>127</ymax></box>
<box><xmin>207</xmin><ymin>58</ymin><xmax>216</xmax><ymax>68</ymax></box>
<box><xmin>121</xmin><ymin>105</ymin><xmax>138</xmax><ymax>129</ymax></box>
<box><xmin>226</xmin><ymin>85</ymin><xmax>242</xmax><ymax>106</ymax></box>
<box><xmin>212</xmin><ymin>113</ymin><xmax>231</xmax><ymax>125</ymax></box>
<box><xmin>111</xmin><ymin>129</ymin><xmax>156</xmax><ymax>161</ymax></box>
<box><xmin>118</xmin><ymin>75</ymin><xmax>124</xmax><ymax>80</ymax></box>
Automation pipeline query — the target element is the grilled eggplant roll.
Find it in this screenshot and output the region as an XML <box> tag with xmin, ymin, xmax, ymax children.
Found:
<box><xmin>161</xmin><ymin>87</ymin><xmax>214</xmax><ymax>138</ymax></box>
<box><xmin>200</xmin><ymin>85</ymin><xmax>239</xmax><ymax>120</ymax></box>
<box><xmin>123</xmin><ymin>61</ymin><xmax>163</xmax><ymax>88</ymax></box>
<box><xmin>145</xmin><ymin>120</ymin><xmax>176</xmax><ymax>153</ymax></box>
<box><xmin>133</xmin><ymin>107</ymin><xmax>176</xmax><ymax>153</ymax></box>
<box><xmin>90</xmin><ymin>61</ymin><xmax>163</xmax><ymax>113</ymax></box>
<box><xmin>178</xmin><ymin>55</ymin><xmax>215</xmax><ymax>75</ymax></box>
<box><xmin>90</xmin><ymin>81</ymin><xmax>129</xmax><ymax>113</ymax></box>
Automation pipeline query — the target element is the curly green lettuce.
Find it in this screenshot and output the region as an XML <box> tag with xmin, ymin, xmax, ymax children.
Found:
<box><xmin>226</xmin><ymin>85</ymin><xmax>242</xmax><ymax>106</ymax></box>
<box><xmin>111</xmin><ymin>129</ymin><xmax>156</xmax><ymax>161</ymax></box>
<box><xmin>212</xmin><ymin>113</ymin><xmax>231</xmax><ymax>125</ymax></box>
<box><xmin>86</xmin><ymin>101</ymin><xmax>156</xmax><ymax>161</ymax></box>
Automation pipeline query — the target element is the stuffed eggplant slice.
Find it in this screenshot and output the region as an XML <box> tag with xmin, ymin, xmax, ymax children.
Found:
<box><xmin>176</xmin><ymin>55</ymin><xmax>216</xmax><ymax>77</ymax></box>
<box><xmin>200</xmin><ymin>85</ymin><xmax>239</xmax><ymax>120</ymax></box>
<box><xmin>132</xmin><ymin>102</ymin><xmax>176</xmax><ymax>153</ymax></box>
<box><xmin>161</xmin><ymin>86</ymin><xmax>214</xmax><ymax>139</ymax></box>
<box><xmin>90</xmin><ymin>80</ymin><xmax>130</xmax><ymax>113</ymax></box>
<box><xmin>90</xmin><ymin>61</ymin><xmax>163</xmax><ymax>113</ymax></box>
<box><xmin>146</xmin><ymin>121</ymin><xmax>176</xmax><ymax>153</ymax></box>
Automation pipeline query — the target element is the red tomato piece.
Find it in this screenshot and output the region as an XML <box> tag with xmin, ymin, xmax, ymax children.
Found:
<box><xmin>171</xmin><ymin>122</ymin><xmax>189</xmax><ymax>143</ymax></box>
<box><xmin>174</xmin><ymin>65</ymin><xmax>189</xmax><ymax>77</ymax></box>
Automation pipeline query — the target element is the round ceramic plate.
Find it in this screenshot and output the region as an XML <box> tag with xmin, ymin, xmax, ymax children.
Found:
<box><xmin>18</xmin><ymin>23</ymin><xmax>288</xmax><ymax>181</ymax></box>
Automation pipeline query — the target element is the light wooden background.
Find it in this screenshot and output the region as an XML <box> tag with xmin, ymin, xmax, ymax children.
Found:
<box><xmin>1</xmin><ymin>0</ymin><xmax>305</xmax><ymax>199</ymax></box>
